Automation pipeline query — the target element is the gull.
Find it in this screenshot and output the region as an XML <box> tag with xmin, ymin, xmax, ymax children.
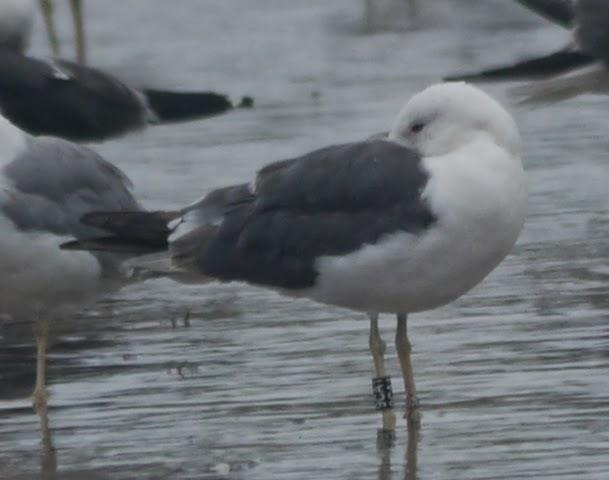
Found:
<box><xmin>0</xmin><ymin>112</ymin><xmax>142</xmax><ymax>413</ymax></box>
<box><xmin>0</xmin><ymin>0</ymin><xmax>252</xmax><ymax>142</ymax></box>
<box><xmin>446</xmin><ymin>0</ymin><xmax>609</xmax><ymax>103</ymax></box>
<box><xmin>63</xmin><ymin>82</ymin><xmax>527</xmax><ymax>428</ymax></box>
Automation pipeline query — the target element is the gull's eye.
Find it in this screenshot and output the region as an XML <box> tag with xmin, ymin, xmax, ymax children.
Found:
<box><xmin>410</xmin><ymin>122</ymin><xmax>425</xmax><ymax>134</ymax></box>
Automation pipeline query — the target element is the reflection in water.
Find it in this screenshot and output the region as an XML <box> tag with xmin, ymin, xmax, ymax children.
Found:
<box><xmin>39</xmin><ymin>407</ymin><xmax>57</xmax><ymax>480</ymax></box>
<box><xmin>377</xmin><ymin>419</ymin><xmax>420</xmax><ymax>480</ymax></box>
<box><xmin>404</xmin><ymin>420</ymin><xmax>419</xmax><ymax>480</ymax></box>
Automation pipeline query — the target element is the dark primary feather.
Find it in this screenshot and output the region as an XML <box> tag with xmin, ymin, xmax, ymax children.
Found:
<box><xmin>180</xmin><ymin>139</ymin><xmax>436</xmax><ymax>290</ymax></box>
<box><xmin>514</xmin><ymin>0</ymin><xmax>575</xmax><ymax>27</ymax></box>
<box><xmin>143</xmin><ymin>89</ymin><xmax>233</xmax><ymax>124</ymax></box>
<box><xmin>444</xmin><ymin>49</ymin><xmax>594</xmax><ymax>82</ymax></box>
<box><xmin>574</xmin><ymin>0</ymin><xmax>609</xmax><ymax>65</ymax></box>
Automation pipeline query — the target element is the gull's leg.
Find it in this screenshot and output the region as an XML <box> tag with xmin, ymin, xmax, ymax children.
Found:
<box><xmin>364</xmin><ymin>0</ymin><xmax>375</xmax><ymax>31</ymax></box>
<box><xmin>404</xmin><ymin>413</ymin><xmax>420</xmax><ymax>480</ymax></box>
<box><xmin>369</xmin><ymin>313</ymin><xmax>396</xmax><ymax>432</ymax></box>
<box><xmin>32</xmin><ymin>318</ymin><xmax>50</xmax><ymax>413</ymax></box>
<box><xmin>39</xmin><ymin>0</ymin><xmax>61</xmax><ymax>57</ymax></box>
<box><xmin>406</xmin><ymin>0</ymin><xmax>417</xmax><ymax>17</ymax></box>
<box><xmin>38</xmin><ymin>403</ymin><xmax>57</xmax><ymax>478</ymax></box>
<box><xmin>70</xmin><ymin>0</ymin><xmax>86</xmax><ymax>64</ymax></box>
<box><xmin>395</xmin><ymin>313</ymin><xmax>420</xmax><ymax>422</ymax></box>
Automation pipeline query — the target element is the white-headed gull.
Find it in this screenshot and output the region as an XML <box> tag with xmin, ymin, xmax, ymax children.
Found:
<box><xmin>64</xmin><ymin>82</ymin><xmax>527</xmax><ymax>427</ymax></box>
<box><xmin>0</xmin><ymin>112</ymin><xmax>142</xmax><ymax>412</ymax></box>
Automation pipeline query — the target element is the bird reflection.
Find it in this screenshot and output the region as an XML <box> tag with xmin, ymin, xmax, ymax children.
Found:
<box><xmin>377</xmin><ymin>419</ymin><xmax>420</xmax><ymax>480</ymax></box>
<box><xmin>38</xmin><ymin>406</ymin><xmax>58</xmax><ymax>480</ymax></box>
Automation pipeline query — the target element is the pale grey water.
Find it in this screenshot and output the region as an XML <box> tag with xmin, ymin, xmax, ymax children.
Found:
<box><xmin>2</xmin><ymin>1</ymin><xmax>609</xmax><ymax>479</ymax></box>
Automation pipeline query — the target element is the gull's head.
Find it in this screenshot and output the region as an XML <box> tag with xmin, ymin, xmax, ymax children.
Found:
<box><xmin>389</xmin><ymin>82</ymin><xmax>520</xmax><ymax>158</ymax></box>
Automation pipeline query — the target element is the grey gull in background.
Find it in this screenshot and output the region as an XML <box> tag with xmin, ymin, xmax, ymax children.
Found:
<box><xmin>0</xmin><ymin>111</ymin><xmax>145</xmax><ymax>413</ymax></box>
<box><xmin>63</xmin><ymin>82</ymin><xmax>527</xmax><ymax>429</ymax></box>
<box><xmin>446</xmin><ymin>0</ymin><xmax>609</xmax><ymax>103</ymax></box>
<box><xmin>0</xmin><ymin>0</ymin><xmax>252</xmax><ymax>142</ymax></box>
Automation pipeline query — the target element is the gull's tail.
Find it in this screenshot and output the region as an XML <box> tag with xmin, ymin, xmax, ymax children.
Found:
<box><xmin>444</xmin><ymin>50</ymin><xmax>594</xmax><ymax>83</ymax></box>
<box><xmin>142</xmin><ymin>90</ymin><xmax>254</xmax><ymax>125</ymax></box>
<box><xmin>510</xmin><ymin>63</ymin><xmax>609</xmax><ymax>104</ymax></box>
<box><xmin>62</xmin><ymin>211</ymin><xmax>176</xmax><ymax>254</ymax></box>
<box><xmin>62</xmin><ymin>184</ymin><xmax>251</xmax><ymax>282</ymax></box>
<box><xmin>61</xmin><ymin>211</ymin><xmax>182</xmax><ymax>280</ymax></box>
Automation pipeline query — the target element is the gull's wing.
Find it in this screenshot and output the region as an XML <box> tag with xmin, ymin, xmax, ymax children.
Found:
<box><xmin>66</xmin><ymin>139</ymin><xmax>436</xmax><ymax>290</ymax></box>
<box><xmin>1</xmin><ymin>136</ymin><xmax>138</xmax><ymax>239</ymax></box>
<box><xmin>0</xmin><ymin>50</ymin><xmax>147</xmax><ymax>141</ymax></box>
<box><xmin>444</xmin><ymin>0</ymin><xmax>605</xmax><ymax>87</ymax></box>
<box><xmin>0</xmin><ymin>50</ymin><xmax>237</xmax><ymax>142</ymax></box>
<box><xmin>171</xmin><ymin>139</ymin><xmax>436</xmax><ymax>290</ymax></box>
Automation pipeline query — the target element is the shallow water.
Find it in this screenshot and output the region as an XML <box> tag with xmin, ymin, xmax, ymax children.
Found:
<box><xmin>2</xmin><ymin>1</ymin><xmax>609</xmax><ymax>479</ymax></box>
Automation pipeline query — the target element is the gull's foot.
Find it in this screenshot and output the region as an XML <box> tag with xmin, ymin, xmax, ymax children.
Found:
<box><xmin>376</xmin><ymin>427</ymin><xmax>396</xmax><ymax>449</ymax></box>
<box><xmin>32</xmin><ymin>386</ymin><xmax>49</xmax><ymax>414</ymax></box>
<box><xmin>404</xmin><ymin>396</ymin><xmax>421</xmax><ymax>423</ymax></box>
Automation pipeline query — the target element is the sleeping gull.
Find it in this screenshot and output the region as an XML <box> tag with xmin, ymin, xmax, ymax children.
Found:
<box><xmin>446</xmin><ymin>0</ymin><xmax>609</xmax><ymax>103</ymax></box>
<box><xmin>63</xmin><ymin>82</ymin><xmax>527</xmax><ymax>428</ymax></box>
<box><xmin>0</xmin><ymin>112</ymin><xmax>143</xmax><ymax>413</ymax></box>
<box><xmin>0</xmin><ymin>1</ymin><xmax>252</xmax><ymax>142</ymax></box>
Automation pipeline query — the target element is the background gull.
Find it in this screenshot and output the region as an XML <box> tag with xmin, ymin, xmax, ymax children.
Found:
<box><xmin>64</xmin><ymin>82</ymin><xmax>527</xmax><ymax>428</ymax></box>
<box><xmin>0</xmin><ymin>0</ymin><xmax>252</xmax><ymax>142</ymax></box>
<box><xmin>0</xmin><ymin>112</ymin><xmax>145</xmax><ymax>413</ymax></box>
<box><xmin>446</xmin><ymin>0</ymin><xmax>609</xmax><ymax>103</ymax></box>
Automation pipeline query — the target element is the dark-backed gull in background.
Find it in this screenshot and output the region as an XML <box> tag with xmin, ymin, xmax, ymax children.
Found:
<box><xmin>0</xmin><ymin>111</ymin><xmax>144</xmax><ymax>413</ymax></box>
<box><xmin>446</xmin><ymin>0</ymin><xmax>609</xmax><ymax>103</ymax></box>
<box><xmin>0</xmin><ymin>0</ymin><xmax>252</xmax><ymax>142</ymax></box>
<box><xmin>64</xmin><ymin>82</ymin><xmax>527</xmax><ymax>428</ymax></box>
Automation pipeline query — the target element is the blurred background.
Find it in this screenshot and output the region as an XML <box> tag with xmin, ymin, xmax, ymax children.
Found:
<box><xmin>1</xmin><ymin>1</ymin><xmax>609</xmax><ymax>479</ymax></box>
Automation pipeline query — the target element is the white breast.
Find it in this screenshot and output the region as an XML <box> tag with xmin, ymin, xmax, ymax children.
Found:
<box><xmin>308</xmin><ymin>138</ymin><xmax>526</xmax><ymax>314</ymax></box>
<box><xmin>0</xmin><ymin>115</ymin><xmax>28</xmax><ymax>176</ymax></box>
<box><xmin>0</xmin><ymin>213</ymin><xmax>103</xmax><ymax>320</ymax></box>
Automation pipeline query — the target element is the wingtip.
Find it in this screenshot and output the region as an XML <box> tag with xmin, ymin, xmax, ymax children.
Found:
<box><xmin>60</xmin><ymin>240</ymin><xmax>82</xmax><ymax>250</ymax></box>
<box><xmin>237</xmin><ymin>96</ymin><xmax>254</xmax><ymax>109</ymax></box>
<box><xmin>443</xmin><ymin>74</ymin><xmax>477</xmax><ymax>83</ymax></box>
